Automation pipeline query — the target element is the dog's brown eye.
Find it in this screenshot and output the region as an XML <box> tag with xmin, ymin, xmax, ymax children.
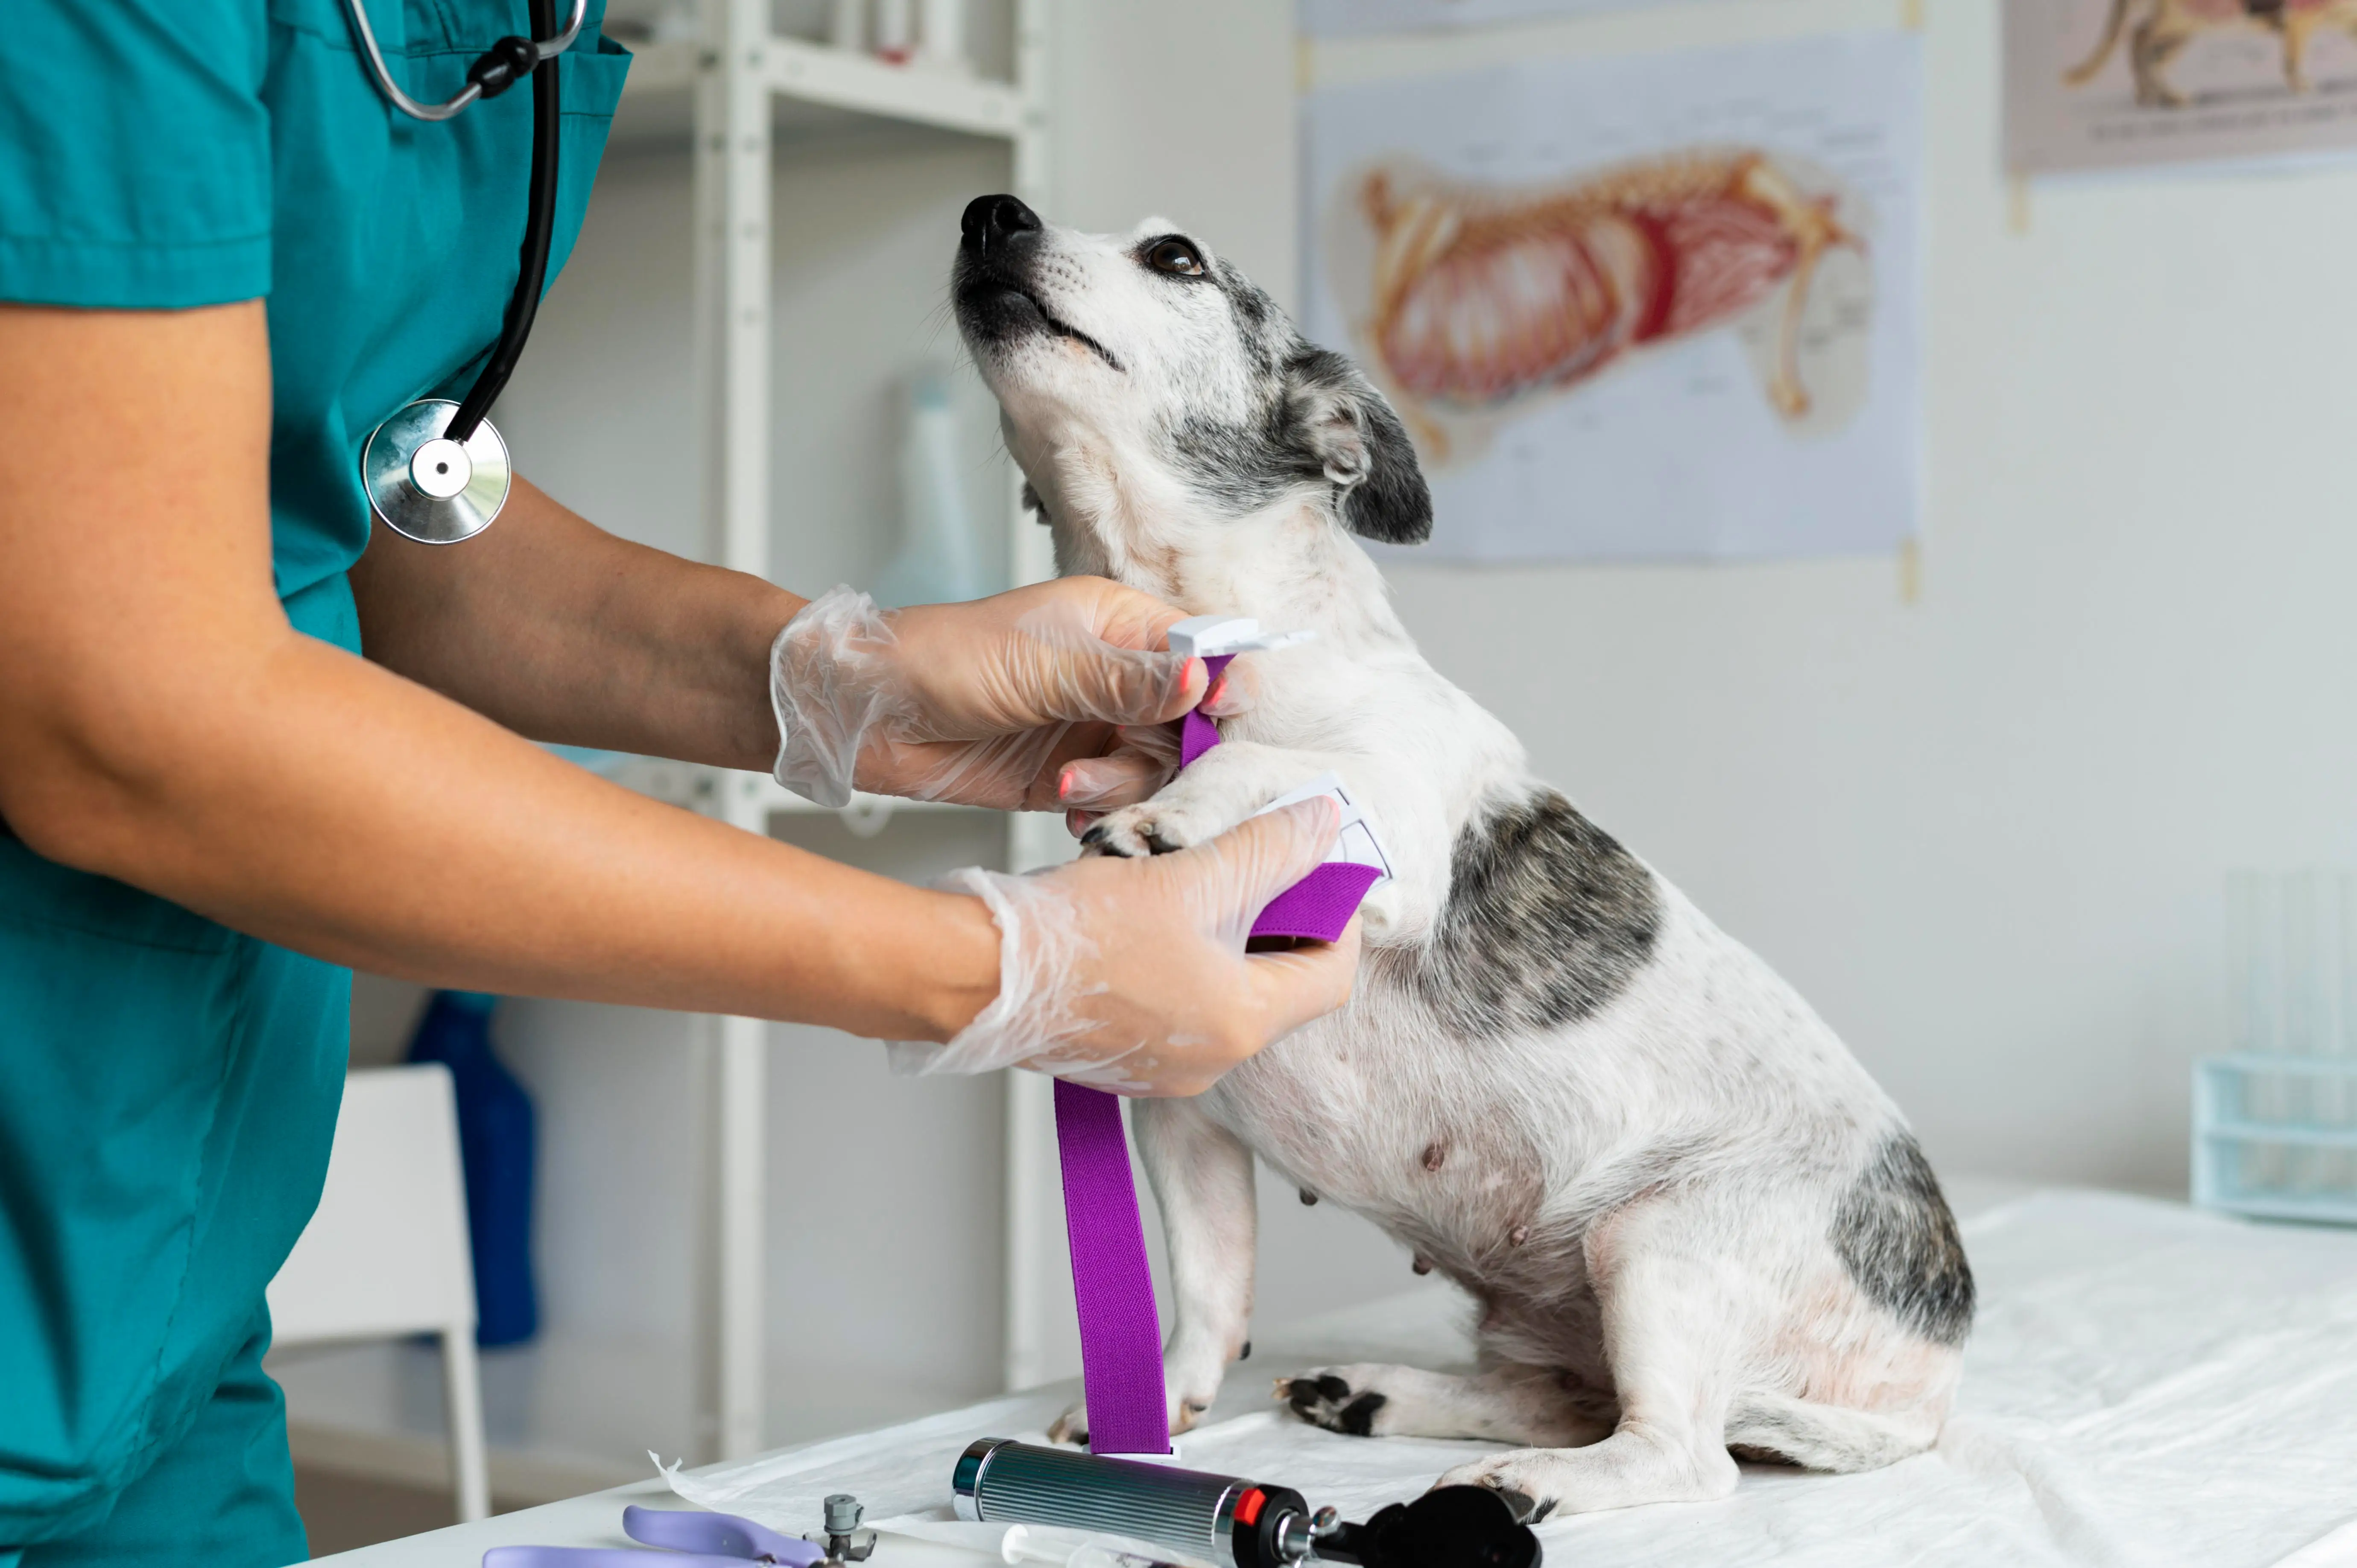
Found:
<box><xmin>1146</xmin><ymin>238</ymin><xmax>1205</xmax><ymax>277</ymax></box>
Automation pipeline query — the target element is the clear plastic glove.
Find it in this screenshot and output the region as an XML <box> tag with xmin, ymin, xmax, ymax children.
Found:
<box><xmin>770</xmin><ymin>581</ymin><xmax>1252</xmax><ymax>811</ymax></box>
<box><xmin>890</xmin><ymin>799</ymin><xmax>1358</xmax><ymax>1096</ymax></box>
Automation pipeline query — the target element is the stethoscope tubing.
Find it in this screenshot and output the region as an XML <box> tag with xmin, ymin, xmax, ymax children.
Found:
<box><xmin>343</xmin><ymin>0</ymin><xmax>587</xmax><ymax>121</ymax></box>
<box><xmin>445</xmin><ymin>0</ymin><xmax>564</xmax><ymax>444</ymax></box>
<box><xmin>349</xmin><ymin>0</ymin><xmax>580</xmax><ymax>540</ymax></box>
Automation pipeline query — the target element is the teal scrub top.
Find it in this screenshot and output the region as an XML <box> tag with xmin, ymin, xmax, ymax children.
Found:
<box><xmin>0</xmin><ymin>3</ymin><xmax>626</xmax><ymax>1561</ymax></box>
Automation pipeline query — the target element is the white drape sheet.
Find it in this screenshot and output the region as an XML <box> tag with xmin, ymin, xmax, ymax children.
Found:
<box><xmin>665</xmin><ymin>1191</ymin><xmax>2357</xmax><ymax>1567</ymax></box>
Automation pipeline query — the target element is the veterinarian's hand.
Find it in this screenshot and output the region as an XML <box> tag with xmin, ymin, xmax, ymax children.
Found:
<box><xmin>889</xmin><ymin>799</ymin><xmax>1359</xmax><ymax>1094</ymax></box>
<box><xmin>769</xmin><ymin>581</ymin><xmax>1250</xmax><ymax>810</ymax></box>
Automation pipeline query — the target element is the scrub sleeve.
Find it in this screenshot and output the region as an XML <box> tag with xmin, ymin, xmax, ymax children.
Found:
<box><xmin>0</xmin><ymin>5</ymin><xmax>625</xmax><ymax>1565</ymax></box>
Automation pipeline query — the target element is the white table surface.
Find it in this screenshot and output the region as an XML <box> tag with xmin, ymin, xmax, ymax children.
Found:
<box><xmin>308</xmin><ymin>1177</ymin><xmax>2044</xmax><ymax>1568</ymax></box>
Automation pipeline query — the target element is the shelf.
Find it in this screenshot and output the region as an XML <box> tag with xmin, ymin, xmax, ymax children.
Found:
<box><xmin>617</xmin><ymin>34</ymin><xmax>1035</xmax><ymax>150</ymax></box>
<box><xmin>2201</xmin><ymin>1052</ymin><xmax>2357</xmax><ymax>1079</ymax></box>
<box><xmin>2204</xmin><ymin>1190</ymin><xmax>2357</xmax><ymax>1226</ymax></box>
<box><xmin>608</xmin><ymin>756</ymin><xmax>995</xmax><ymax>839</ymax></box>
<box><xmin>2201</xmin><ymin>1118</ymin><xmax>2357</xmax><ymax>1150</ymax></box>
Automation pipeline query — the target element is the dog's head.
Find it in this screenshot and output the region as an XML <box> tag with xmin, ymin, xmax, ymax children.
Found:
<box><xmin>951</xmin><ymin>194</ymin><xmax>1431</xmax><ymax>568</ymax></box>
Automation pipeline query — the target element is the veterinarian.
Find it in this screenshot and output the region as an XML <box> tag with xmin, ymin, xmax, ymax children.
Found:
<box><xmin>0</xmin><ymin>6</ymin><xmax>1356</xmax><ymax>1568</ymax></box>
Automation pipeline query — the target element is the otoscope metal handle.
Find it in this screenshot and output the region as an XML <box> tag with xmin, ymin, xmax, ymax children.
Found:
<box><xmin>950</xmin><ymin>1440</ymin><xmax>1544</xmax><ymax>1568</ymax></box>
<box><xmin>953</xmin><ymin>1440</ymin><xmax>1306</xmax><ymax>1568</ymax></box>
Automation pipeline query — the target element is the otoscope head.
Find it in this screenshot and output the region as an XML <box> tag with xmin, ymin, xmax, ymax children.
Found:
<box><xmin>1366</xmin><ymin>1486</ymin><xmax>1542</xmax><ymax>1568</ymax></box>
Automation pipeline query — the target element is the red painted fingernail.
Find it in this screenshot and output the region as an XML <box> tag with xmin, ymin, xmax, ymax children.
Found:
<box><xmin>1205</xmin><ymin>674</ymin><xmax>1228</xmax><ymax>708</ymax></box>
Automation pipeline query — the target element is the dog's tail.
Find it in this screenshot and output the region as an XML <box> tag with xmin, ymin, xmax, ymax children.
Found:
<box><xmin>2064</xmin><ymin>0</ymin><xmax>2134</xmax><ymax>85</ymax></box>
<box><xmin>1723</xmin><ymin>1394</ymin><xmax>1941</xmax><ymax>1473</ymax></box>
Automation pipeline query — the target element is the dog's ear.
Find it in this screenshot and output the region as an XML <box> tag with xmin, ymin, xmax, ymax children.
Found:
<box><xmin>1288</xmin><ymin>348</ymin><xmax>1433</xmax><ymax>545</ymax></box>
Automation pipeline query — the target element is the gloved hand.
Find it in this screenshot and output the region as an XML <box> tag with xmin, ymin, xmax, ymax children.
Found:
<box><xmin>892</xmin><ymin>799</ymin><xmax>1358</xmax><ymax>1095</ymax></box>
<box><xmin>770</xmin><ymin>580</ymin><xmax>1250</xmax><ymax>811</ymax></box>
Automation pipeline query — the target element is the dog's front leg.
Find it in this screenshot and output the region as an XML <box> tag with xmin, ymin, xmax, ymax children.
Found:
<box><xmin>1082</xmin><ymin>742</ymin><xmax>1345</xmax><ymax>861</ymax></box>
<box><xmin>1048</xmin><ymin>1097</ymin><xmax>1257</xmax><ymax>1445</ymax></box>
<box><xmin>1138</xmin><ymin>1098</ymin><xmax>1258</xmax><ymax>1433</ymax></box>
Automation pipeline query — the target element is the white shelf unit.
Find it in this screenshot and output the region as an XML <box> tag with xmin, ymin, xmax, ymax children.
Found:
<box><xmin>620</xmin><ymin>0</ymin><xmax>1062</xmax><ymax>1463</ymax></box>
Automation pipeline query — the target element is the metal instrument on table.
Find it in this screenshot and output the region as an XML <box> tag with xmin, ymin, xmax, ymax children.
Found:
<box><xmin>952</xmin><ymin>1440</ymin><xmax>1543</xmax><ymax>1568</ymax></box>
<box><xmin>484</xmin><ymin>1499</ymin><xmax>874</xmax><ymax>1568</ymax></box>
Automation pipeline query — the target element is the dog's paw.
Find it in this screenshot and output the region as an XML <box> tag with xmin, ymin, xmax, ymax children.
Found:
<box><xmin>1432</xmin><ymin>1453</ymin><xmax>1562</xmax><ymax>1522</ymax></box>
<box><xmin>1046</xmin><ymin>1402</ymin><xmax>1089</xmax><ymax>1447</ymax></box>
<box><xmin>1046</xmin><ymin>1378</ymin><xmax>1223</xmax><ymax>1450</ymax></box>
<box><xmin>1278</xmin><ymin>1367</ymin><xmax>1393</xmax><ymax>1437</ymax></box>
<box><xmin>1080</xmin><ymin>798</ymin><xmax>1225</xmax><ymax>859</ymax></box>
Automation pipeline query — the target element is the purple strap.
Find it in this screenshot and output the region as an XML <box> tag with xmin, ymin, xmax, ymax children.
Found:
<box><xmin>1053</xmin><ymin>648</ymin><xmax>1379</xmax><ymax>1456</ymax></box>
<box><xmin>1053</xmin><ymin>1079</ymin><xmax>1172</xmax><ymax>1455</ymax></box>
<box><xmin>1190</xmin><ymin>653</ymin><xmax>1376</xmax><ymax>946</ymax></box>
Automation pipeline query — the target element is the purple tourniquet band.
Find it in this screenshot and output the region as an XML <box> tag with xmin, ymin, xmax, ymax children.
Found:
<box><xmin>1177</xmin><ymin>654</ymin><xmax>1234</xmax><ymax>769</ymax></box>
<box><xmin>1052</xmin><ymin>641</ymin><xmax>1377</xmax><ymax>1456</ymax></box>
<box><xmin>1054</xmin><ymin>1078</ymin><xmax>1173</xmax><ymax>1455</ymax></box>
<box><xmin>1185</xmin><ymin>653</ymin><xmax>1376</xmax><ymax>944</ymax></box>
<box><xmin>1252</xmin><ymin>861</ymin><xmax>1384</xmax><ymax>943</ymax></box>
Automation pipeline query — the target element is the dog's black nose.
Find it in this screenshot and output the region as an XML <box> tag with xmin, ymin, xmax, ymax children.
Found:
<box><xmin>962</xmin><ymin>193</ymin><xmax>1041</xmax><ymax>254</ymax></box>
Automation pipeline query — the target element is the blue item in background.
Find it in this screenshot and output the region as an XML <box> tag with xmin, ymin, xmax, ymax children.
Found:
<box><xmin>407</xmin><ymin>991</ymin><xmax>540</xmax><ymax>1346</ymax></box>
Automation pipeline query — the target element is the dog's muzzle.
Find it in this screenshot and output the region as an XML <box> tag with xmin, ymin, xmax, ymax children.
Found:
<box><xmin>955</xmin><ymin>192</ymin><xmax>1048</xmax><ymax>336</ymax></box>
<box><xmin>961</xmin><ymin>192</ymin><xmax>1042</xmax><ymax>256</ymax></box>
<box><xmin>953</xmin><ymin>193</ymin><xmax>1123</xmax><ymax>371</ymax></box>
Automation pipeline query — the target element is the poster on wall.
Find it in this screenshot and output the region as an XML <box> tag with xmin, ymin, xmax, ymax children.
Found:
<box><xmin>1301</xmin><ymin>30</ymin><xmax>1923</xmax><ymax>564</ymax></box>
<box><xmin>1299</xmin><ymin>0</ymin><xmax>1673</xmax><ymax>38</ymax></box>
<box><xmin>2006</xmin><ymin>0</ymin><xmax>2357</xmax><ymax>174</ymax></box>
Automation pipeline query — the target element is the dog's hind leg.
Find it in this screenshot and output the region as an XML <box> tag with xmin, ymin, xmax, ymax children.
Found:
<box><xmin>1051</xmin><ymin>1099</ymin><xmax>1258</xmax><ymax>1445</ymax></box>
<box><xmin>1281</xmin><ymin>1363</ymin><xmax>1608</xmax><ymax>1447</ymax></box>
<box><xmin>2131</xmin><ymin>12</ymin><xmax>2193</xmax><ymax>106</ymax></box>
<box><xmin>2063</xmin><ymin>0</ymin><xmax>2136</xmax><ymax>85</ymax></box>
<box><xmin>1433</xmin><ymin>1197</ymin><xmax>1746</xmax><ymax>1515</ymax></box>
<box><xmin>1723</xmin><ymin>1393</ymin><xmax>1939</xmax><ymax>1472</ymax></box>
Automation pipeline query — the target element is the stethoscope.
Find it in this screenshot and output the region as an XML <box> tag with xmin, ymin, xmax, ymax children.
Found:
<box><xmin>348</xmin><ymin>0</ymin><xmax>589</xmax><ymax>544</ymax></box>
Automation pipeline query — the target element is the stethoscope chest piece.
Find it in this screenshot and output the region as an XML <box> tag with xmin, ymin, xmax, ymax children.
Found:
<box><xmin>363</xmin><ymin>398</ymin><xmax>513</xmax><ymax>544</ymax></box>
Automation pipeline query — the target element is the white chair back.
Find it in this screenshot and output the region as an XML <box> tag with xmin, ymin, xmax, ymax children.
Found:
<box><xmin>269</xmin><ymin>1063</ymin><xmax>492</xmax><ymax>1522</ymax></box>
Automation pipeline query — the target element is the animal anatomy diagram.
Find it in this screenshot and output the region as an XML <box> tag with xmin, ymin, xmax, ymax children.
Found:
<box><xmin>2064</xmin><ymin>0</ymin><xmax>2357</xmax><ymax>108</ymax></box>
<box><xmin>1341</xmin><ymin>150</ymin><xmax>1869</xmax><ymax>462</ymax></box>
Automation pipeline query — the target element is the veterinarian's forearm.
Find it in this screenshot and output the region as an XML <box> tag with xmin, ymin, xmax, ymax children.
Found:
<box><xmin>350</xmin><ymin>478</ymin><xmax>805</xmax><ymax>773</ymax></box>
<box><xmin>14</xmin><ymin>619</ymin><xmax>1000</xmax><ymax>1036</ymax></box>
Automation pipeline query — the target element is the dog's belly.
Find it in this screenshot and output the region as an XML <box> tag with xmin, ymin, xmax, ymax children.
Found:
<box><xmin>1199</xmin><ymin>982</ymin><xmax>1632</xmax><ymax>1366</ymax></box>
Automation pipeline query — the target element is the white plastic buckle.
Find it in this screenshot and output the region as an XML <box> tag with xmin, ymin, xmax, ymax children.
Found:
<box><xmin>1165</xmin><ymin>614</ymin><xmax>1316</xmax><ymax>661</ymax></box>
<box><xmin>1252</xmin><ymin>771</ymin><xmax>1392</xmax><ymax>885</ymax></box>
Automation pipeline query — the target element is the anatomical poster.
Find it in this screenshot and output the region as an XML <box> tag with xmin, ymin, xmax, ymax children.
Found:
<box><xmin>2006</xmin><ymin>0</ymin><xmax>2357</xmax><ymax>175</ymax></box>
<box><xmin>1301</xmin><ymin>30</ymin><xmax>1923</xmax><ymax>563</ymax></box>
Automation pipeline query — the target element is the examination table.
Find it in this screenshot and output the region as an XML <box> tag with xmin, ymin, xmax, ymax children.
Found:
<box><xmin>313</xmin><ymin>1185</ymin><xmax>2357</xmax><ymax>1568</ymax></box>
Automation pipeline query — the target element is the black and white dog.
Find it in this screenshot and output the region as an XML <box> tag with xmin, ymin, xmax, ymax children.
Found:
<box><xmin>950</xmin><ymin>194</ymin><xmax>1972</xmax><ymax>1517</ymax></box>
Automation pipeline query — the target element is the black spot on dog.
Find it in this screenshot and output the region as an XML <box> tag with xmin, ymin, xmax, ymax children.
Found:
<box><xmin>1831</xmin><ymin>1133</ymin><xmax>1975</xmax><ymax>1347</ymax></box>
<box><xmin>1162</xmin><ymin>336</ymin><xmax>1432</xmax><ymax>546</ymax></box>
<box><xmin>1407</xmin><ymin>789</ymin><xmax>1663</xmax><ymax>1039</ymax></box>
<box><xmin>1286</xmin><ymin>1375</ymin><xmax>1386</xmax><ymax>1437</ymax></box>
<box><xmin>1238</xmin><ymin>1341</ymin><xmax>1252</xmax><ymax>1361</ymax></box>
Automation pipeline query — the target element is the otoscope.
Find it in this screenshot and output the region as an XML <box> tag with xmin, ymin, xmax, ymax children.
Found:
<box><xmin>952</xmin><ymin>1440</ymin><xmax>1542</xmax><ymax>1568</ymax></box>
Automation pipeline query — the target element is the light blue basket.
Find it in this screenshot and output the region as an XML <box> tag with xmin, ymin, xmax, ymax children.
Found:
<box><xmin>2192</xmin><ymin>871</ymin><xmax>2357</xmax><ymax>1227</ymax></box>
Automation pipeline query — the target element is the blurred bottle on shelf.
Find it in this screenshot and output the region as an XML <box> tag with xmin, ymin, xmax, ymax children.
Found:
<box><xmin>828</xmin><ymin>0</ymin><xmax>972</xmax><ymax>72</ymax></box>
<box><xmin>875</xmin><ymin>367</ymin><xmax>990</xmax><ymax>608</ymax></box>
